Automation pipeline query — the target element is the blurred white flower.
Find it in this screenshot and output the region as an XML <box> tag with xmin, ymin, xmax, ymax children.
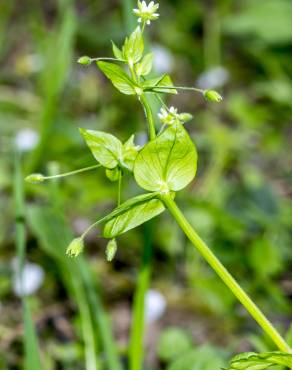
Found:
<box><xmin>196</xmin><ymin>66</ymin><xmax>229</xmax><ymax>90</ymax></box>
<box><xmin>12</xmin><ymin>260</ymin><xmax>44</xmax><ymax>297</ymax></box>
<box><xmin>145</xmin><ymin>289</ymin><xmax>166</xmax><ymax>324</ymax></box>
<box><xmin>152</xmin><ymin>44</ymin><xmax>174</xmax><ymax>74</ymax></box>
<box><xmin>133</xmin><ymin>1</ymin><xmax>159</xmax><ymax>25</ymax></box>
<box><xmin>14</xmin><ymin>129</ymin><xmax>39</xmax><ymax>152</ymax></box>
<box><xmin>16</xmin><ymin>53</ymin><xmax>43</xmax><ymax>75</ymax></box>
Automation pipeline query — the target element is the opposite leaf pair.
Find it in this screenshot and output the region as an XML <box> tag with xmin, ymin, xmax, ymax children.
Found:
<box><xmin>80</xmin><ymin>122</ymin><xmax>197</xmax><ymax>239</ymax></box>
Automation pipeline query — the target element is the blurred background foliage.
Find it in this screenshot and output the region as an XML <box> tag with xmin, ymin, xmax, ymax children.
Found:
<box><xmin>0</xmin><ymin>0</ymin><xmax>292</xmax><ymax>369</ymax></box>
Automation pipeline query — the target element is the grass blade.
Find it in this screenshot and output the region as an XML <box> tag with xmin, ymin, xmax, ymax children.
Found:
<box><xmin>14</xmin><ymin>152</ymin><xmax>43</xmax><ymax>370</ymax></box>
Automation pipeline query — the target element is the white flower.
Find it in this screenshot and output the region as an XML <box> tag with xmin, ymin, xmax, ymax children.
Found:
<box><xmin>12</xmin><ymin>260</ymin><xmax>44</xmax><ymax>297</ymax></box>
<box><xmin>14</xmin><ymin>129</ymin><xmax>39</xmax><ymax>152</ymax></box>
<box><xmin>152</xmin><ymin>44</ymin><xmax>174</xmax><ymax>74</ymax></box>
<box><xmin>158</xmin><ymin>106</ymin><xmax>179</xmax><ymax>125</ymax></box>
<box><xmin>133</xmin><ymin>1</ymin><xmax>159</xmax><ymax>25</ymax></box>
<box><xmin>196</xmin><ymin>66</ymin><xmax>229</xmax><ymax>90</ymax></box>
<box><xmin>145</xmin><ymin>289</ymin><xmax>166</xmax><ymax>324</ymax></box>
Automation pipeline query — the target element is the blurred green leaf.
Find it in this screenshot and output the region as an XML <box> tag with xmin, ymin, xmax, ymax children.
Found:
<box><xmin>224</xmin><ymin>0</ymin><xmax>292</xmax><ymax>44</ymax></box>
<box><xmin>157</xmin><ymin>327</ymin><xmax>192</xmax><ymax>362</ymax></box>
<box><xmin>167</xmin><ymin>345</ymin><xmax>225</xmax><ymax>370</ymax></box>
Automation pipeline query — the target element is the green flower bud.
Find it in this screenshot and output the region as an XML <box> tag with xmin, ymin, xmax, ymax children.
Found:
<box><xmin>178</xmin><ymin>113</ymin><xmax>193</xmax><ymax>123</ymax></box>
<box><xmin>66</xmin><ymin>237</ymin><xmax>84</xmax><ymax>257</ymax></box>
<box><xmin>25</xmin><ymin>173</ymin><xmax>45</xmax><ymax>183</ymax></box>
<box><xmin>77</xmin><ymin>56</ymin><xmax>92</xmax><ymax>66</ymax></box>
<box><xmin>106</xmin><ymin>239</ymin><xmax>117</xmax><ymax>262</ymax></box>
<box><xmin>203</xmin><ymin>89</ymin><xmax>223</xmax><ymax>103</ymax></box>
<box><xmin>106</xmin><ymin>168</ymin><xmax>120</xmax><ymax>182</ymax></box>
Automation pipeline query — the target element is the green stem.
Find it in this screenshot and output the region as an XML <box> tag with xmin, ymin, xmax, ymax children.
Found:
<box><xmin>129</xmin><ymin>222</ymin><xmax>153</xmax><ymax>370</ymax></box>
<box><xmin>161</xmin><ymin>194</ymin><xmax>291</xmax><ymax>353</ymax></box>
<box><xmin>91</xmin><ymin>57</ymin><xmax>126</xmax><ymax>63</ymax></box>
<box><xmin>139</xmin><ymin>94</ymin><xmax>156</xmax><ymax>140</ymax></box>
<box><xmin>117</xmin><ymin>169</ymin><xmax>122</xmax><ymax>206</ymax></box>
<box><xmin>129</xmin><ymin>81</ymin><xmax>155</xmax><ymax>370</ymax></box>
<box><xmin>43</xmin><ymin>164</ymin><xmax>100</xmax><ymax>180</ymax></box>
<box><xmin>146</xmin><ymin>86</ymin><xmax>204</xmax><ymax>94</ymax></box>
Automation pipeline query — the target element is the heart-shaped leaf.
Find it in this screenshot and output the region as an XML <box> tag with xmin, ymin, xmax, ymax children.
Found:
<box><xmin>80</xmin><ymin>128</ymin><xmax>123</xmax><ymax>169</ymax></box>
<box><xmin>103</xmin><ymin>192</ymin><xmax>165</xmax><ymax>238</ymax></box>
<box><xmin>225</xmin><ymin>351</ymin><xmax>292</xmax><ymax>370</ymax></box>
<box><xmin>97</xmin><ymin>61</ymin><xmax>136</xmax><ymax>95</ymax></box>
<box><xmin>134</xmin><ymin>123</ymin><xmax>197</xmax><ymax>192</ymax></box>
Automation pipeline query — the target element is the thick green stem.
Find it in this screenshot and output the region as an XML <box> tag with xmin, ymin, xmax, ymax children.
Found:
<box><xmin>140</xmin><ymin>94</ymin><xmax>156</xmax><ymax>141</ymax></box>
<box><xmin>129</xmin><ymin>88</ymin><xmax>155</xmax><ymax>370</ymax></box>
<box><xmin>161</xmin><ymin>194</ymin><xmax>291</xmax><ymax>353</ymax></box>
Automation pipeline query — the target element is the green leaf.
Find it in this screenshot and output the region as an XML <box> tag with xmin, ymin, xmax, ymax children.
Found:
<box><xmin>136</xmin><ymin>52</ymin><xmax>153</xmax><ymax>76</ymax></box>
<box><xmin>122</xmin><ymin>135</ymin><xmax>140</xmax><ymax>171</ymax></box>
<box><xmin>225</xmin><ymin>351</ymin><xmax>292</xmax><ymax>370</ymax></box>
<box><xmin>122</xmin><ymin>26</ymin><xmax>144</xmax><ymax>65</ymax></box>
<box><xmin>111</xmin><ymin>41</ymin><xmax>124</xmax><ymax>60</ymax></box>
<box><xmin>167</xmin><ymin>345</ymin><xmax>225</xmax><ymax>370</ymax></box>
<box><xmin>97</xmin><ymin>61</ymin><xmax>136</xmax><ymax>95</ymax></box>
<box><xmin>142</xmin><ymin>74</ymin><xmax>177</xmax><ymax>94</ymax></box>
<box><xmin>157</xmin><ymin>328</ymin><xmax>192</xmax><ymax>362</ymax></box>
<box><xmin>103</xmin><ymin>193</ymin><xmax>165</xmax><ymax>238</ymax></box>
<box><xmin>134</xmin><ymin>123</ymin><xmax>197</xmax><ymax>192</ymax></box>
<box><xmin>80</xmin><ymin>128</ymin><xmax>123</xmax><ymax>169</ymax></box>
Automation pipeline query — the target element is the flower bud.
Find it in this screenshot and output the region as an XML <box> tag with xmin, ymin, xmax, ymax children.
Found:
<box><xmin>106</xmin><ymin>168</ymin><xmax>120</xmax><ymax>182</ymax></box>
<box><xmin>106</xmin><ymin>239</ymin><xmax>117</xmax><ymax>262</ymax></box>
<box><xmin>25</xmin><ymin>173</ymin><xmax>45</xmax><ymax>183</ymax></box>
<box><xmin>203</xmin><ymin>89</ymin><xmax>223</xmax><ymax>103</ymax></box>
<box><xmin>77</xmin><ymin>56</ymin><xmax>92</xmax><ymax>66</ymax></box>
<box><xmin>178</xmin><ymin>113</ymin><xmax>193</xmax><ymax>123</ymax></box>
<box><xmin>66</xmin><ymin>237</ymin><xmax>84</xmax><ymax>257</ymax></box>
